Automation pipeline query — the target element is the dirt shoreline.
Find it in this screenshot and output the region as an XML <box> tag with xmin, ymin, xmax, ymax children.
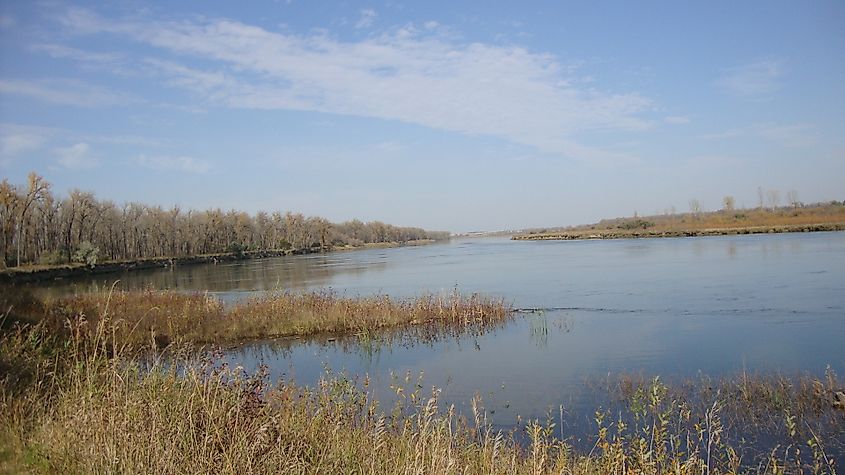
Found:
<box><xmin>513</xmin><ymin>222</ymin><xmax>845</xmax><ymax>241</ymax></box>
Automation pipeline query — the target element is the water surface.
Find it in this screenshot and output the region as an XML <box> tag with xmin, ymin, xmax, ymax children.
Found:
<box><xmin>31</xmin><ymin>232</ymin><xmax>845</xmax><ymax>436</ymax></box>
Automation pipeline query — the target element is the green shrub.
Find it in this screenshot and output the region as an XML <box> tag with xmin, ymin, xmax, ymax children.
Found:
<box><xmin>226</xmin><ymin>242</ymin><xmax>247</xmax><ymax>256</ymax></box>
<box><xmin>72</xmin><ymin>242</ymin><xmax>99</xmax><ymax>267</ymax></box>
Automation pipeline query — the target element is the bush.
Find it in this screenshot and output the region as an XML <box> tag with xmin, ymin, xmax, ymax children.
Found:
<box><xmin>226</xmin><ymin>242</ymin><xmax>247</xmax><ymax>256</ymax></box>
<box><xmin>618</xmin><ymin>219</ymin><xmax>654</xmax><ymax>230</ymax></box>
<box><xmin>72</xmin><ymin>242</ymin><xmax>99</xmax><ymax>267</ymax></box>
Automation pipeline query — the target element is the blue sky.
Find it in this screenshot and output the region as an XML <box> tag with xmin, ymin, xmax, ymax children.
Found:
<box><xmin>1</xmin><ymin>1</ymin><xmax>843</xmax><ymax>232</ymax></box>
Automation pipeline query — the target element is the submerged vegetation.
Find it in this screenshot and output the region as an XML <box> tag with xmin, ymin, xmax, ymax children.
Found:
<box><xmin>516</xmin><ymin>201</ymin><xmax>845</xmax><ymax>240</ymax></box>
<box><xmin>1</xmin><ymin>313</ymin><xmax>842</xmax><ymax>473</ymax></box>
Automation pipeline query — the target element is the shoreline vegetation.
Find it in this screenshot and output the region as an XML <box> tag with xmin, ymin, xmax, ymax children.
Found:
<box><xmin>514</xmin><ymin>202</ymin><xmax>845</xmax><ymax>241</ymax></box>
<box><xmin>18</xmin><ymin>289</ymin><xmax>514</xmax><ymax>349</ymax></box>
<box><xmin>0</xmin><ymin>172</ymin><xmax>449</xmax><ymax>280</ymax></box>
<box><xmin>1</xmin><ymin>291</ymin><xmax>842</xmax><ymax>473</ymax></box>
<box><xmin>0</xmin><ymin>239</ymin><xmax>438</xmax><ymax>284</ymax></box>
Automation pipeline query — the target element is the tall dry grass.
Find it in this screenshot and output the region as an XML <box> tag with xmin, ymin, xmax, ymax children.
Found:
<box><xmin>1</xmin><ymin>303</ymin><xmax>842</xmax><ymax>473</ymax></box>
<box><xmin>2</xmin><ymin>317</ymin><xmax>842</xmax><ymax>474</ymax></box>
<box><xmin>1</xmin><ymin>288</ymin><xmax>842</xmax><ymax>473</ymax></box>
<box><xmin>518</xmin><ymin>203</ymin><xmax>845</xmax><ymax>240</ymax></box>
<box><xmin>43</xmin><ymin>288</ymin><xmax>513</xmax><ymax>350</ymax></box>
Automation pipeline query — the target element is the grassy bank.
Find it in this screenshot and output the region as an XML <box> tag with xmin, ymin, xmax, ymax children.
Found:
<box><xmin>1</xmin><ymin>313</ymin><xmax>842</xmax><ymax>474</ymax></box>
<box><xmin>515</xmin><ymin>203</ymin><xmax>845</xmax><ymax>241</ymax></box>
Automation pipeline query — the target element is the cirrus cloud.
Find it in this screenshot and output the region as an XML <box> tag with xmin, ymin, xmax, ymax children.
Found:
<box><xmin>55</xmin><ymin>7</ymin><xmax>653</xmax><ymax>162</ymax></box>
<box><xmin>716</xmin><ymin>59</ymin><xmax>784</xmax><ymax>98</ymax></box>
<box><xmin>135</xmin><ymin>154</ymin><xmax>211</xmax><ymax>174</ymax></box>
<box><xmin>0</xmin><ymin>78</ymin><xmax>136</xmax><ymax>107</ymax></box>
<box><xmin>56</xmin><ymin>142</ymin><xmax>97</xmax><ymax>169</ymax></box>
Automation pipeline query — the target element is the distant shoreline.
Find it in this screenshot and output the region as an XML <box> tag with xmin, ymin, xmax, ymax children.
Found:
<box><xmin>0</xmin><ymin>239</ymin><xmax>438</xmax><ymax>285</ymax></box>
<box><xmin>513</xmin><ymin>202</ymin><xmax>845</xmax><ymax>242</ymax></box>
<box><xmin>513</xmin><ymin>222</ymin><xmax>845</xmax><ymax>241</ymax></box>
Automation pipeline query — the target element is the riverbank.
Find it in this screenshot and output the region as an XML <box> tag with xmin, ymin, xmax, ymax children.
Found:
<box><xmin>1</xmin><ymin>304</ymin><xmax>841</xmax><ymax>473</ymax></box>
<box><xmin>0</xmin><ymin>239</ymin><xmax>440</xmax><ymax>284</ymax></box>
<box><xmin>514</xmin><ymin>222</ymin><xmax>845</xmax><ymax>241</ymax></box>
<box><xmin>514</xmin><ymin>203</ymin><xmax>845</xmax><ymax>241</ymax></box>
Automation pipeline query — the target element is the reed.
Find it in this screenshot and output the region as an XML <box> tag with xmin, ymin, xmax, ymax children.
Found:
<box><xmin>39</xmin><ymin>288</ymin><xmax>513</xmax><ymax>350</ymax></box>
<box><xmin>1</xmin><ymin>296</ymin><xmax>842</xmax><ymax>473</ymax></box>
<box><xmin>1</xmin><ymin>317</ymin><xmax>842</xmax><ymax>474</ymax></box>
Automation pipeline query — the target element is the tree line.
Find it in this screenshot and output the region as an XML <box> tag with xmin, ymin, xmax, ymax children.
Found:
<box><xmin>0</xmin><ymin>172</ymin><xmax>449</xmax><ymax>269</ymax></box>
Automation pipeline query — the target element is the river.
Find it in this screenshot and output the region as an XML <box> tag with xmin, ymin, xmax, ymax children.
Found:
<box><xmin>28</xmin><ymin>232</ymin><xmax>845</xmax><ymax>439</ymax></box>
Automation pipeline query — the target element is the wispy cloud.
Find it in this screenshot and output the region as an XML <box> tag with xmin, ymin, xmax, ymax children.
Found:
<box><xmin>0</xmin><ymin>127</ymin><xmax>47</xmax><ymax>163</ymax></box>
<box><xmin>686</xmin><ymin>154</ymin><xmax>737</xmax><ymax>167</ymax></box>
<box><xmin>84</xmin><ymin>134</ymin><xmax>167</xmax><ymax>147</ymax></box>
<box><xmin>31</xmin><ymin>43</ymin><xmax>122</xmax><ymax>63</ymax></box>
<box><xmin>355</xmin><ymin>9</ymin><xmax>377</xmax><ymax>29</ymax></box>
<box><xmin>756</xmin><ymin>124</ymin><xmax>818</xmax><ymax>148</ymax></box>
<box><xmin>135</xmin><ymin>154</ymin><xmax>210</xmax><ymax>174</ymax></box>
<box><xmin>54</xmin><ymin>7</ymin><xmax>652</xmax><ymax>162</ymax></box>
<box><xmin>374</xmin><ymin>140</ymin><xmax>403</xmax><ymax>153</ymax></box>
<box><xmin>0</xmin><ymin>78</ymin><xmax>135</xmax><ymax>107</ymax></box>
<box><xmin>56</xmin><ymin>142</ymin><xmax>97</xmax><ymax>169</ymax></box>
<box><xmin>716</xmin><ymin>59</ymin><xmax>784</xmax><ymax>98</ymax></box>
<box><xmin>702</xmin><ymin>123</ymin><xmax>818</xmax><ymax>147</ymax></box>
<box><xmin>143</xmin><ymin>58</ymin><xmax>234</xmax><ymax>95</ymax></box>
<box><xmin>664</xmin><ymin>115</ymin><xmax>691</xmax><ymax>125</ymax></box>
<box><xmin>30</xmin><ymin>43</ymin><xmax>140</xmax><ymax>77</ymax></box>
<box><xmin>1</xmin><ymin>122</ymin><xmax>165</xmax><ymax>158</ymax></box>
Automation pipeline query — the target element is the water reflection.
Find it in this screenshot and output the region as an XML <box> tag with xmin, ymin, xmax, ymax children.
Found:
<box><xmin>31</xmin><ymin>233</ymin><xmax>841</xmax><ymax>315</ymax></box>
<box><xmin>222</xmin><ymin>302</ymin><xmax>844</xmax><ymax>443</ymax></box>
<box><xmin>27</xmin><ymin>251</ymin><xmax>389</xmax><ymax>301</ymax></box>
<box><xmin>25</xmin><ymin>232</ymin><xmax>845</xmax><ymax>442</ymax></box>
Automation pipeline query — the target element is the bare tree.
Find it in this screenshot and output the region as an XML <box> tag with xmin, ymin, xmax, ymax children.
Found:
<box><xmin>766</xmin><ymin>189</ymin><xmax>781</xmax><ymax>210</ymax></box>
<box><xmin>16</xmin><ymin>173</ymin><xmax>50</xmax><ymax>267</ymax></box>
<box><xmin>786</xmin><ymin>190</ymin><xmax>800</xmax><ymax>209</ymax></box>
<box><xmin>0</xmin><ymin>180</ymin><xmax>20</xmax><ymax>268</ymax></box>
<box><xmin>689</xmin><ymin>199</ymin><xmax>701</xmax><ymax>216</ymax></box>
<box><xmin>2</xmin><ymin>172</ymin><xmax>447</xmax><ymax>266</ymax></box>
<box><xmin>722</xmin><ymin>195</ymin><xmax>736</xmax><ymax>212</ymax></box>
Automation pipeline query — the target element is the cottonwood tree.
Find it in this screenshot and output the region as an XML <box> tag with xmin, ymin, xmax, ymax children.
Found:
<box><xmin>689</xmin><ymin>199</ymin><xmax>701</xmax><ymax>217</ymax></box>
<box><xmin>16</xmin><ymin>173</ymin><xmax>50</xmax><ymax>267</ymax></box>
<box><xmin>0</xmin><ymin>180</ymin><xmax>20</xmax><ymax>268</ymax></box>
<box><xmin>786</xmin><ymin>190</ymin><xmax>800</xmax><ymax>209</ymax></box>
<box><xmin>35</xmin><ymin>193</ymin><xmax>59</xmax><ymax>259</ymax></box>
<box><xmin>61</xmin><ymin>190</ymin><xmax>96</xmax><ymax>263</ymax></box>
<box><xmin>766</xmin><ymin>189</ymin><xmax>781</xmax><ymax>210</ymax></box>
<box><xmin>1</xmin><ymin>173</ymin><xmax>447</xmax><ymax>267</ymax></box>
<box><xmin>722</xmin><ymin>196</ymin><xmax>736</xmax><ymax>212</ymax></box>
